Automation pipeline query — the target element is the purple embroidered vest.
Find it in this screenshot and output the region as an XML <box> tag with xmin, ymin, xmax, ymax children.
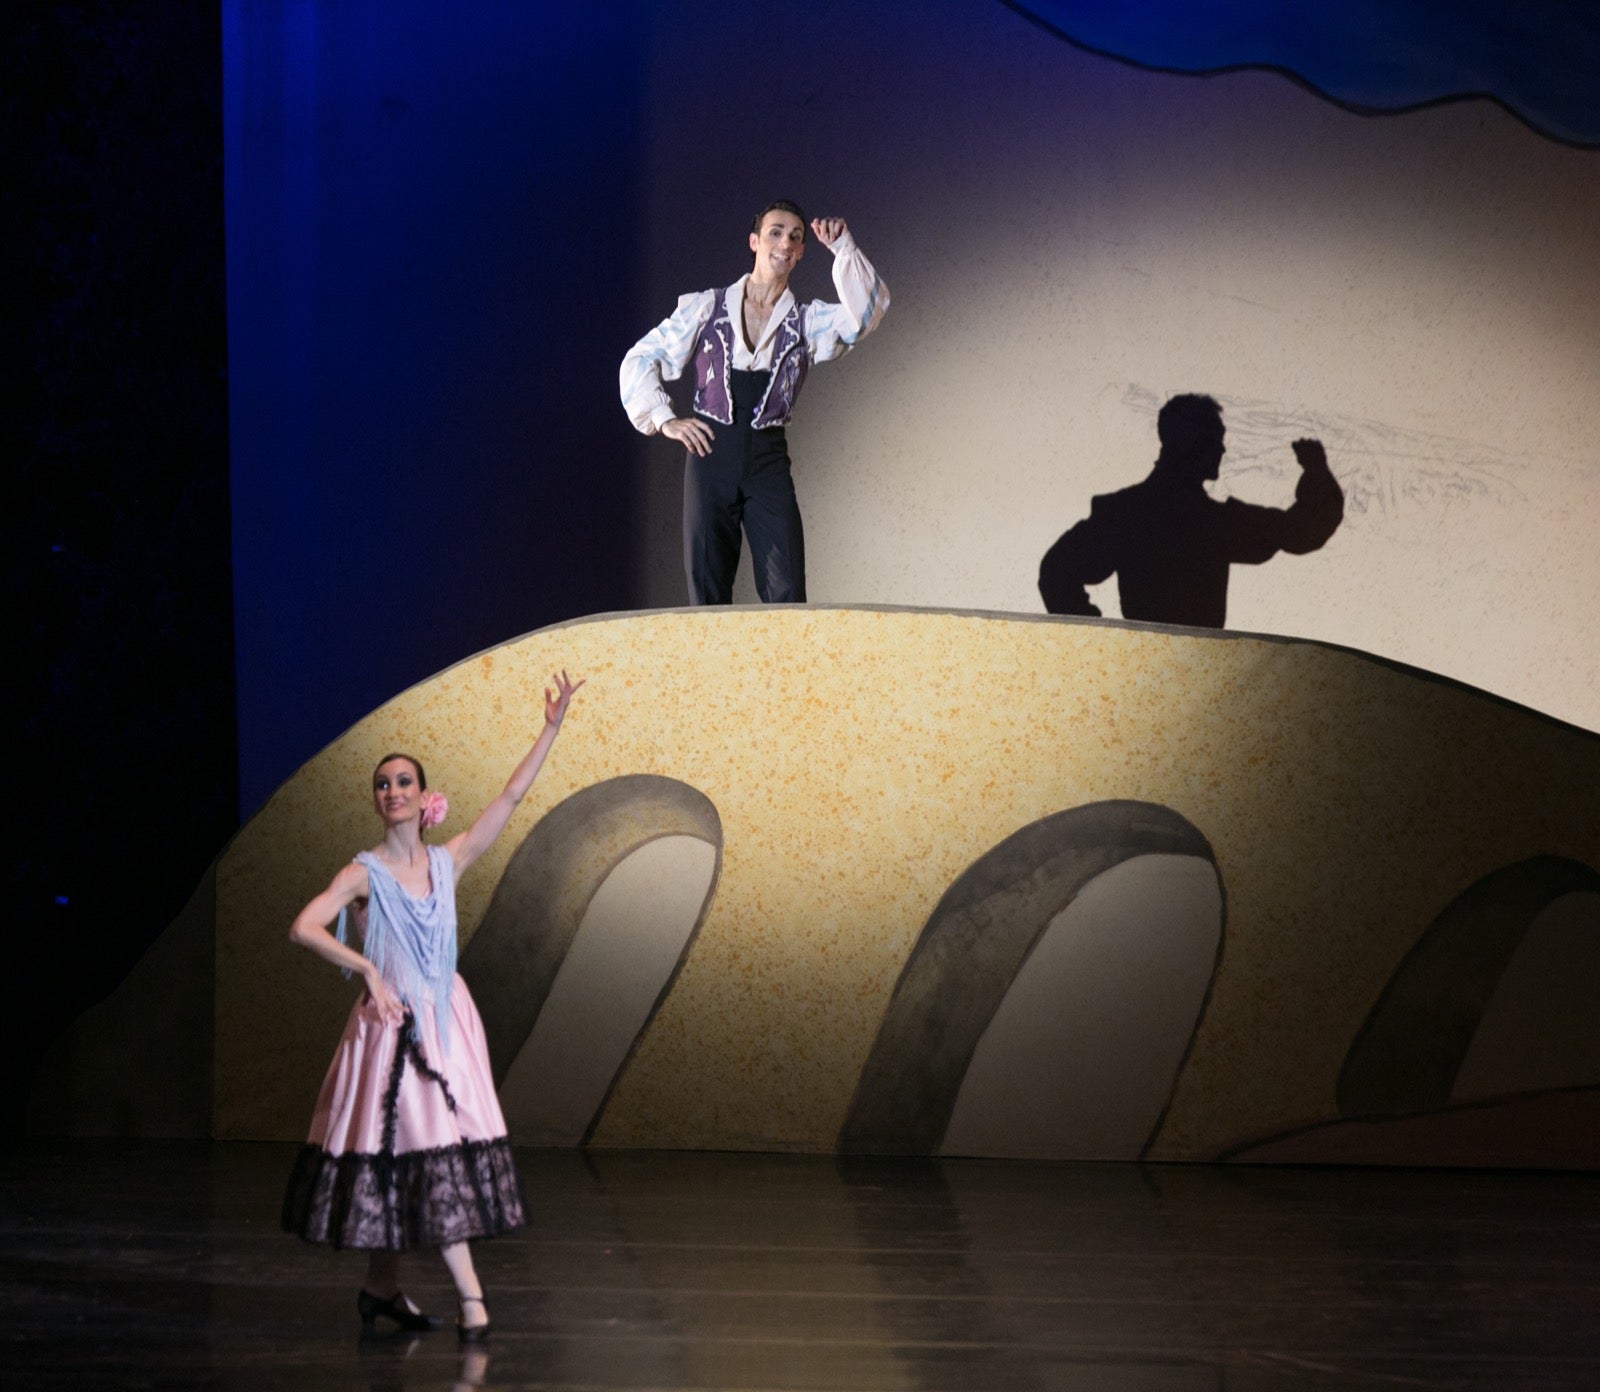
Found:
<box><xmin>692</xmin><ymin>286</ymin><xmax>810</xmax><ymax>429</ymax></box>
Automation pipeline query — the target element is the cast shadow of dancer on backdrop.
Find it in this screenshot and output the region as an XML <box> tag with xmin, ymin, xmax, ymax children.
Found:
<box><xmin>1038</xmin><ymin>394</ymin><xmax>1344</xmax><ymax>628</ymax></box>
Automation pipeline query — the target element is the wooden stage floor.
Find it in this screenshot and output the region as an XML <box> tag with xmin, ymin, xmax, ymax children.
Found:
<box><xmin>1</xmin><ymin>1142</ymin><xmax>1597</xmax><ymax>1390</ymax></box>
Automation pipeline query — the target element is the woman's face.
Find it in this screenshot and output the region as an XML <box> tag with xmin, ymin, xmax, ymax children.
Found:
<box><xmin>372</xmin><ymin>758</ymin><xmax>423</xmax><ymax>824</ymax></box>
<box><xmin>748</xmin><ymin>210</ymin><xmax>806</xmax><ymax>280</ymax></box>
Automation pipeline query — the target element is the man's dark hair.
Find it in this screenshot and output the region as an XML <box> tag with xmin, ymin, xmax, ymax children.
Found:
<box><xmin>1156</xmin><ymin>394</ymin><xmax>1223</xmax><ymax>454</ymax></box>
<box><xmin>751</xmin><ymin>199</ymin><xmax>808</xmax><ymax>236</ymax></box>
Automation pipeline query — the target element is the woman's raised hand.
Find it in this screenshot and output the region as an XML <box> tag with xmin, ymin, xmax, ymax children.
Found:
<box><xmin>545</xmin><ymin>670</ymin><xmax>585</xmax><ymax>728</ymax></box>
<box><xmin>440</xmin><ymin>669</ymin><xmax>586</xmax><ymax>874</ymax></box>
<box><xmin>810</xmin><ymin>217</ymin><xmax>848</xmax><ymax>249</ymax></box>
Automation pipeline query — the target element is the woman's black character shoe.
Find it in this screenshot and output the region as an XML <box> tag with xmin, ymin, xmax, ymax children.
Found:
<box><xmin>358</xmin><ymin>1288</ymin><xmax>443</xmax><ymax>1332</ymax></box>
<box><xmin>457</xmin><ymin>1295</ymin><xmax>491</xmax><ymax>1344</ymax></box>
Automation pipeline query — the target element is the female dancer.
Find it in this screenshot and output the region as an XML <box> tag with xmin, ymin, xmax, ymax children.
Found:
<box><xmin>281</xmin><ymin>670</ymin><xmax>584</xmax><ymax>1339</ymax></box>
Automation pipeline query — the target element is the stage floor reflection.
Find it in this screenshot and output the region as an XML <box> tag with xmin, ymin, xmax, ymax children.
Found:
<box><xmin>3</xmin><ymin>1142</ymin><xmax>1598</xmax><ymax>1390</ymax></box>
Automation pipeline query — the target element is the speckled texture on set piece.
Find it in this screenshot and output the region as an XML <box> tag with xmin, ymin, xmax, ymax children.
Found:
<box><xmin>210</xmin><ymin>607</ymin><xmax>1600</xmax><ymax>1158</ymax></box>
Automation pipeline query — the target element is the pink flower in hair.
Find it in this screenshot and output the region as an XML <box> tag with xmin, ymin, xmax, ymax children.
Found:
<box><xmin>419</xmin><ymin>790</ymin><xmax>449</xmax><ymax>830</ymax></box>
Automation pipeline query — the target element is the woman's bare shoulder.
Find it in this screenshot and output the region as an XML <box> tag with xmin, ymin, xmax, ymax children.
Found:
<box><xmin>329</xmin><ymin>859</ymin><xmax>372</xmax><ymax>899</ymax></box>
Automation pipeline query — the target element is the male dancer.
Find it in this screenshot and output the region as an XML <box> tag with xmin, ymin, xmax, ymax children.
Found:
<box><xmin>620</xmin><ymin>201</ymin><xmax>889</xmax><ymax>604</ymax></box>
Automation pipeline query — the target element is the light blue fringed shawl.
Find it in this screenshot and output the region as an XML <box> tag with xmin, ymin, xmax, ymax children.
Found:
<box><xmin>337</xmin><ymin>845</ymin><xmax>458</xmax><ymax>1055</ymax></box>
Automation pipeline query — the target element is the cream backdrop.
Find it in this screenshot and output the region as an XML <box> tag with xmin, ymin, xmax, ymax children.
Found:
<box><xmin>632</xmin><ymin>0</ymin><xmax>1600</xmax><ymax>733</ymax></box>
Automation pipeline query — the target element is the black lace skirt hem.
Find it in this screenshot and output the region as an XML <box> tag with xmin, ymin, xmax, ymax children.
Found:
<box><xmin>281</xmin><ymin>1136</ymin><xmax>527</xmax><ymax>1251</ymax></box>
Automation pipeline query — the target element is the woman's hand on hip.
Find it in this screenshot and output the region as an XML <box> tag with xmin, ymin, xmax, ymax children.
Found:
<box><xmin>365</xmin><ymin>969</ymin><xmax>405</xmax><ymax>1027</ymax></box>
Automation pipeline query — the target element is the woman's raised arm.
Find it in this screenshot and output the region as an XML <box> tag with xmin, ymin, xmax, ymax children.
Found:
<box><xmin>445</xmin><ymin>670</ymin><xmax>584</xmax><ymax>876</ymax></box>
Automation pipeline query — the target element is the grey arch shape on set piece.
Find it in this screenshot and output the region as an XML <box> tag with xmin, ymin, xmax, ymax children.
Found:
<box><xmin>459</xmin><ymin>774</ymin><xmax>723</xmax><ymax>1088</ymax></box>
<box><xmin>839</xmin><ymin>800</ymin><xmax>1220</xmax><ymax>1156</ymax></box>
<box><xmin>1336</xmin><ymin>855</ymin><xmax>1600</xmax><ymax>1118</ymax></box>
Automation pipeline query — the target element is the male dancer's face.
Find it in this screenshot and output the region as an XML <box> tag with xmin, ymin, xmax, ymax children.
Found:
<box><xmin>749</xmin><ymin>211</ymin><xmax>806</xmax><ymax>280</ymax></box>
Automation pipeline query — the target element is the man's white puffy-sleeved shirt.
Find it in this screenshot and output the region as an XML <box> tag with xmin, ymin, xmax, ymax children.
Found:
<box><xmin>619</xmin><ymin>230</ymin><xmax>890</xmax><ymax>435</ymax></box>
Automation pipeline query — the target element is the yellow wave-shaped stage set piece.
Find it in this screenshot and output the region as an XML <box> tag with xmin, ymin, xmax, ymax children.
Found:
<box><xmin>38</xmin><ymin>608</ymin><xmax>1600</xmax><ymax>1165</ymax></box>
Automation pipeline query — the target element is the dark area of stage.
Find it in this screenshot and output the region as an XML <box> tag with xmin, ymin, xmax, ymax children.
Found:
<box><xmin>10</xmin><ymin>3</ymin><xmax>236</xmax><ymax>1142</ymax></box>
<box><xmin>3</xmin><ymin>1143</ymin><xmax>1598</xmax><ymax>1390</ymax></box>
